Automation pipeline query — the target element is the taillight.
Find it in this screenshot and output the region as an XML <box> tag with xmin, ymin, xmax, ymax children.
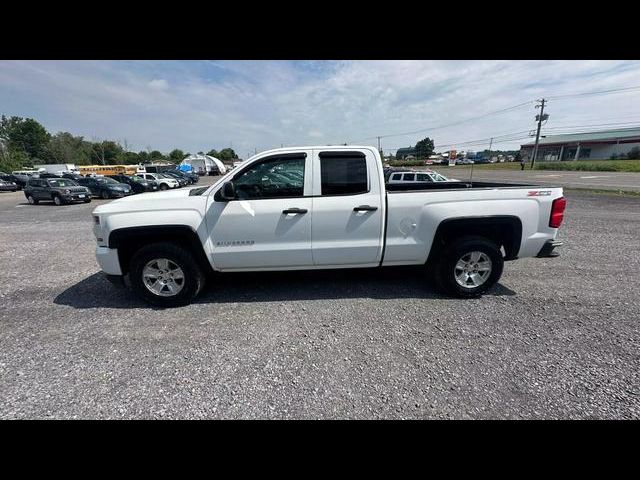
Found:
<box><xmin>549</xmin><ymin>197</ymin><xmax>566</xmax><ymax>228</ymax></box>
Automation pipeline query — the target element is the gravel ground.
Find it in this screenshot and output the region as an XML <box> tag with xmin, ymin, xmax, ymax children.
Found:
<box><xmin>0</xmin><ymin>182</ymin><xmax>638</xmax><ymax>419</ymax></box>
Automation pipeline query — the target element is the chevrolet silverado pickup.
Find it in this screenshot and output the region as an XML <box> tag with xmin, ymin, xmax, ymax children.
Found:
<box><xmin>92</xmin><ymin>146</ymin><xmax>566</xmax><ymax>307</ymax></box>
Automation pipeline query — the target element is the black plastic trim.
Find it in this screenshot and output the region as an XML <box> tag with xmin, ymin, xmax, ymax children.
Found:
<box><xmin>429</xmin><ymin>215</ymin><xmax>523</xmax><ymax>262</ymax></box>
<box><xmin>318</xmin><ymin>151</ymin><xmax>366</xmax><ymax>158</ymax></box>
<box><xmin>536</xmin><ymin>239</ymin><xmax>563</xmax><ymax>258</ymax></box>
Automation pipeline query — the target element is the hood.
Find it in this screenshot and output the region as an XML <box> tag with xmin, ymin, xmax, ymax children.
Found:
<box><xmin>92</xmin><ymin>186</ymin><xmax>205</xmax><ymax>214</ymax></box>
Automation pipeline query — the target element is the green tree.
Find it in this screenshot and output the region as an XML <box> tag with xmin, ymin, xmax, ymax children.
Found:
<box><xmin>0</xmin><ymin>115</ymin><xmax>51</xmax><ymax>160</ymax></box>
<box><xmin>168</xmin><ymin>149</ymin><xmax>185</xmax><ymax>163</ymax></box>
<box><xmin>149</xmin><ymin>150</ymin><xmax>165</xmax><ymax>161</ymax></box>
<box><xmin>0</xmin><ymin>142</ymin><xmax>31</xmax><ymax>172</ymax></box>
<box><xmin>206</xmin><ymin>149</ymin><xmax>219</xmax><ymax>158</ymax></box>
<box><xmin>92</xmin><ymin>141</ymin><xmax>124</xmax><ymax>165</ymax></box>
<box><xmin>627</xmin><ymin>146</ymin><xmax>640</xmax><ymax>160</ymax></box>
<box><xmin>137</xmin><ymin>151</ymin><xmax>150</xmax><ymax>163</ymax></box>
<box><xmin>46</xmin><ymin>132</ymin><xmax>93</xmax><ymax>165</ymax></box>
<box><xmin>217</xmin><ymin>148</ymin><xmax>238</xmax><ymax>162</ymax></box>
<box><xmin>116</xmin><ymin>151</ymin><xmax>140</xmax><ymax>165</ymax></box>
<box><xmin>414</xmin><ymin>137</ymin><xmax>434</xmax><ymax>160</ymax></box>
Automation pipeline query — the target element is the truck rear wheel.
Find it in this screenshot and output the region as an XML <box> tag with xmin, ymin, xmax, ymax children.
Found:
<box><xmin>434</xmin><ymin>236</ymin><xmax>504</xmax><ymax>298</ymax></box>
<box><xmin>129</xmin><ymin>242</ymin><xmax>205</xmax><ymax>307</ymax></box>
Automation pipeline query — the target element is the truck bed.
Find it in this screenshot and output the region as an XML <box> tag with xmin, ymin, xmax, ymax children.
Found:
<box><xmin>385</xmin><ymin>181</ymin><xmax>541</xmax><ymax>192</ymax></box>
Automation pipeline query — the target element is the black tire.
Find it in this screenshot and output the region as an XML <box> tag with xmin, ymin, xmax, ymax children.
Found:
<box><xmin>26</xmin><ymin>194</ymin><xmax>39</xmax><ymax>205</ymax></box>
<box><xmin>129</xmin><ymin>242</ymin><xmax>206</xmax><ymax>307</ymax></box>
<box><xmin>433</xmin><ymin>235</ymin><xmax>504</xmax><ymax>298</ymax></box>
<box><xmin>83</xmin><ymin>198</ymin><xmax>92</xmax><ymax>203</ymax></box>
<box><xmin>53</xmin><ymin>194</ymin><xmax>65</xmax><ymax>206</ymax></box>
<box><xmin>159</xmin><ymin>183</ymin><xmax>168</xmax><ymax>191</ymax></box>
<box><xmin>101</xmin><ymin>190</ymin><xmax>110</xmax><ymax>199</ymax></box>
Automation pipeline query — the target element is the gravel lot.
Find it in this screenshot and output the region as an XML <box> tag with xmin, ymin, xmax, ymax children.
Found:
<box><xmin>0</xmin><ymin>180</ymin><xmax>638</xmax><ymax>419</ymax></box>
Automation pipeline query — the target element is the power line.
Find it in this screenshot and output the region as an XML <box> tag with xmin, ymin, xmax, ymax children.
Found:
<box><xmin>547</xmin><ymin>84</ymin><xmax>640</xmax><ymax>100</ymax></box>
<box><xmin>348</xmin><ymin>100</ymin><xmax>535</xmax><ymax>143</ymax></box>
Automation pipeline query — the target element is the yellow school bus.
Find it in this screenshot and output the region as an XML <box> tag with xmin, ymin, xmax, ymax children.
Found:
<box><xmin>77</xmin><ymin>165</ymin><xmax>136</xmax><ymax>176</ymax></box>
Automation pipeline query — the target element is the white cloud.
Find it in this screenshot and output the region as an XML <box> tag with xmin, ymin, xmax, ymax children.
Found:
<box><xmin>0</xmin><ymin>60</ymin><xmax>639</xmax><ymax>157</ymax></box>
<box><xmin>148</xmin><ymin>78</ymin><xmax>169</xmax><ymax>90</ymax></box>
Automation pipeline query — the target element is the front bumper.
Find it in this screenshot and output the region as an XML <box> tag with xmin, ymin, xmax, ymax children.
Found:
<box><xmin>62</xmin><ymin>193</ymin><xmax>90</xmax><ymax>201</ymax></box>
<box><xmin>536</xmin><ymin>239</ymin><xmax>563</xmax><ymax>258</ymax></box>
<box><xmin>96</xmin><ymin>246</ymin><xmax>122</xmax><ymax>275</ymax></box>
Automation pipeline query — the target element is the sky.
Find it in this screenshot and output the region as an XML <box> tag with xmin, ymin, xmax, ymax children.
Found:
<box><xmin>1</xmin><ymin>60</ymin><xmax>640</xmax><ymax>158</ymax></box>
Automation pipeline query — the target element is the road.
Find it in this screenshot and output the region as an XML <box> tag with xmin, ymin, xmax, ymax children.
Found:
<box><xmin>0</xmin><ymin>180</ymin><xmax>639</xmax><ymax>419</ymax></box>
<box><xmin>414</xmin><ymin>166</ymin><xmax>640</xmax><ymax>192</ymax></box>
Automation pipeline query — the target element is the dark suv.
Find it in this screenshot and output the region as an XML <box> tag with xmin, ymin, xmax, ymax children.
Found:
<box><xmin>0</xmin><ymin>172</ymin><xmax>24</xmax><ymax>190</ymax></box>
<box><xmin>77</xmin><ymin>176</ymin><xmax>132</xmax><ymax>199</ymax></box>
<box><xmin>107</xmin><ymin>174</ymin><xmax>159</xmax><ymax>194</ymax></box>
<box><xmin>24</xmin><ymin>178</ymin><xmax>92</xmax><ymax>205</ymax></box>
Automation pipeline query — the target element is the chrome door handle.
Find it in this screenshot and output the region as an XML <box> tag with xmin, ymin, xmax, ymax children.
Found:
<box><xmin>353</xmin><ymin>205</ymin><xmax>378</xmax><ymax>212</ymax></box>
<box><xmin>282</xmin><ymin>208</ymin><xmax>308</xmax><ymax>214</ymax></box>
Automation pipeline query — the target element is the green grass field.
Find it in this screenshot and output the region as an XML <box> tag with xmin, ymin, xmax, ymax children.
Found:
<box><xmin>533</xmin><ymin>159</ymin><xmax>640</xmax><ymax>172</ymax></box>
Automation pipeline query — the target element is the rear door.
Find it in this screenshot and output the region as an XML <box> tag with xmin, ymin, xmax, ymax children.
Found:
<box><xmin>310</xmin><ymin>149</ymin><xmax>384</xmax><ymax>267</ymax></box>
<box><xmin>31</xmin><ymin>180</ymin><xmax>45</xmax><ymax>199</ymax></box>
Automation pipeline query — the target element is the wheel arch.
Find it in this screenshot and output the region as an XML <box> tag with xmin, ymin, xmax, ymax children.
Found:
<box><xmin>108</xmin><ymin>225</ymin><xmax>213</xmax><ymax>276</ymax></box>
<box><xmin>427</xmin><ymin>215</ymin><xmax>522</xmax><ymax>265</ymax></box>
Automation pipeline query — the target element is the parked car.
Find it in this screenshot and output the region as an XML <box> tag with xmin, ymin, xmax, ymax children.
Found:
<box><xmin>61</xmin><ymin>172</ymin><xmax>85</xmax><ymax>182</ymax></box>
<box><xmin>136</xmin><ymin>173</ymin><xmax>180</xmax><ymax>190</ymax></box>
<box><xmin>169</xmin><ymin>170</ymin><xmax>199</xmax><ymax>184</ymax></box>
<box><xmin>77</xmin><ymin>176</ymin><xmax>133</xmax><ymax>199</ymax></box>
<box><xmin>0</xmin><ymin>172</ymin><xmax>23</xmax><ymax>190</ymax></box>
<box><xmin>107</xmin><ymin>174</ymin><xmax>159</xmax><ymax>194</ymax></box>
<box><xmin>24</xmin><ymin>177</ymin><xmax>91</xmax><ymax>205</ymax></box>
<box><xmin>92</xmin><ymin>146</ymin><xmax>566</xmax><ymax>307</ymax></box>
<box><xmin>161</xmin><ymin>171</ymin><xmax>190</xmax><ymax>187</ymax></box>
<box><xmin>35</xmin><ymin>172</ymin><xmax>63</xmax><ymax>179</ymax></box>
<box><xmin>387</xmin><ymin>170</ymin><xmax>460</xmax><ymax>184</ymax></box>
<box><xmin>383</xmin><ymin>167</ymin><xmax>411</xmax><ymax>182</ymax></box>
<box><xmin>0</xmin><ymin>179</ymin><xmax>18</xmax><ymax>192</ymax></box>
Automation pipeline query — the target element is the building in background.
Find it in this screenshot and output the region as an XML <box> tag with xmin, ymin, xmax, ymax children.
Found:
<box><xmin>520</xmin><ymin>127</ymin><xmax>640</xmax><ymax>161</ymax></box>
<box><xmin>395</xmin><ymin>147</ymin><xmax>416</xmax><ymax>160</ymax></box>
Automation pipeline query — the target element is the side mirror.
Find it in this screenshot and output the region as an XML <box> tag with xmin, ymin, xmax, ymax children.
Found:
<box><xmin>220</xmin><ymin>181</ymin><xmax>236</xmax><ymax>201</ymax></box>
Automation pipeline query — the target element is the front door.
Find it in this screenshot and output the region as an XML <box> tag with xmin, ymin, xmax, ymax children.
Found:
<box><xmin>310</xmin><ymin>150</ymin><xmax>384</xmax><ymax>267</ymax></box>
<box><xmin>206</xmin><ymin>151</ymin><xmax>313</xmax><ymax>271</ymax></box>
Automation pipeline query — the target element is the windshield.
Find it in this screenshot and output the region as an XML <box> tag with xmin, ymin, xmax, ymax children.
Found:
<box><xmin>47</xmin><ymin>179</ymin><xmax>78</xmax><ymax>187</ymax></box>
<box><xmin>99</xmin><ymin>177</ymin><xmax>119</xmax><ymax>184</ymax></box>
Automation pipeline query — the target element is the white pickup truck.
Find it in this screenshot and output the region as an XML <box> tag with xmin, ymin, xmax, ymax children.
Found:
<box><xmin>92</xmin><ymin>146</ymin><xmax>566</xmax><ymax>307</ymax></box>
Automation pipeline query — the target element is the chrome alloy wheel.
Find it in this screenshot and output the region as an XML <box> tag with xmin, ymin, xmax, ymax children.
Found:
<box><xmin>454</xmin><ymin>251</ymin><xmax>492</xmax><ymax>289</ymax></box>
<box><xmin>142</xmin><ymin>258</ymin><xmax>185</xmax><ymax>297</ymax></box>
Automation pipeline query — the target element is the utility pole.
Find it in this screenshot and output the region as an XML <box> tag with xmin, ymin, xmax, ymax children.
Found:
<box><xmin>531</xmin><ymin>98</ymin><xmax>547</xmax><ymax>170</ymax></box>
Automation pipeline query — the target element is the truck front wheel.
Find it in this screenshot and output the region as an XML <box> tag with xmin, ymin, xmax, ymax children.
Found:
<box><xmin>434</xmin><ymin>236</ymin><xmax>504</xmax><ymax>298</ymax></box>
<box><xmin>129</xmin><ymin>242</ymin><xmax>205</xmax><ymax>307</ymax></box>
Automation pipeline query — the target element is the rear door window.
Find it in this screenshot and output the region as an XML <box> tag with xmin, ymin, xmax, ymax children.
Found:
<box><xmin>391</xmin><ymin>173</ymin><xmax>402</xmax><ymax>181</ymax></box>
<box><xmin>319</xmin><ymin>153</ymin><xmax>368</xmax><ymax>195</ymax></box>
<box><xmin>402</xmin><ymin>173</ymin><xmax>416</xmax><ymax>181</ymax></box>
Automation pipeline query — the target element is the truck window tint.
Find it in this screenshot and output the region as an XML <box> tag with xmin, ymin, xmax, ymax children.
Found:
<box><xmin>391</xmin><ymin>173</ymin><xmax>402</xmax><ymax>180</ymax></box>
<box><xmin>234</xmin><ymin>157</ymin><xmax>305</xmax><ymax>199</ymax></box>
<box><xmin>320</xmin><ymin>156</ymin><xmax>367</xmax><ymax>195</ymax></box>
<box><xmin>403</xmin><ymin>173</ymin><xmax>415</xmax><ymax>181</ymax></box>
<box><xmin>416</xmin><ymin>173</ymin><xmax>431</xmax><ymax>182</ymax></box>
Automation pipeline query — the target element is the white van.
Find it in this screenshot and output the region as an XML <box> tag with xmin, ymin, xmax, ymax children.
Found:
<box><xmin>387</xmin><ymin>170</ymin><xmax>459</xmax><ymax>184</ymax></box>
